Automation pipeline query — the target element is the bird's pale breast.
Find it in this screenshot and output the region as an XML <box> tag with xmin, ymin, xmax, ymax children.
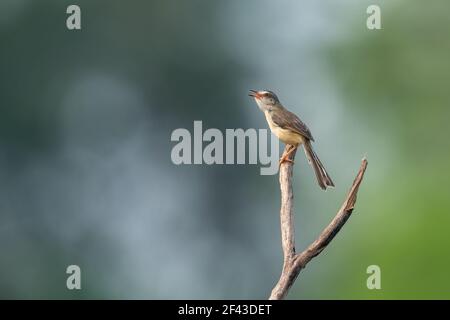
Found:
<box><xmin>264</xmin><ymin>111</ymin><xmax>304</xmax><ymax>146</ymax></box>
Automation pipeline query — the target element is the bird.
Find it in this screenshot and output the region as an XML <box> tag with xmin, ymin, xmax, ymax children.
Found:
<box><xmin>249</xmin><ymin>89</ymin><xmax>334</xmax><ymax>190</ymax></box>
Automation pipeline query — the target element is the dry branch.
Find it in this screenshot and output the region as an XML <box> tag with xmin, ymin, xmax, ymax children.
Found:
<box><xmin>269</xmin><ymin>146</ymin><xmax>368</xmax><ymax>300</ymax></box>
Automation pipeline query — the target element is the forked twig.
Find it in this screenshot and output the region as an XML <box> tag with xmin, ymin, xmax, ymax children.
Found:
<box><xmin>269</xmin><ymin>147</ymin><xmax>368</xmax><ymax>300</ymax></box>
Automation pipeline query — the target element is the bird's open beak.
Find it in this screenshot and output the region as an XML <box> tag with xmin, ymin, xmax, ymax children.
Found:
<box><xmin>248</xmin><ymin>89</ymin><xmax>261</xmax><ymax>99</ymax></box>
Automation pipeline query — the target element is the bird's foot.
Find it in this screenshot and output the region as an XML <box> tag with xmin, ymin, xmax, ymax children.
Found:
<box><xmin>279</xmin><ymin>157</ymin><xmax>295</xmax><ymax>166</ymax></box>
<box><xmin>279</xmin><ymin>145</ymin><xmax>297</xmax><ymax>167</ymax></box>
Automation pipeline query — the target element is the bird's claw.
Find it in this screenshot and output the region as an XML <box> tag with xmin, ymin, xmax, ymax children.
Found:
<box><xmin>279</xmin><ymin>157</ymin><xmax>295</xmax><ymax>167</ymax></box>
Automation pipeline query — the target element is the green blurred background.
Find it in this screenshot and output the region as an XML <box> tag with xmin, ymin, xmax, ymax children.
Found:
<box><xmin>1</xmin><ymin>0</ymin><xmax>449</xmax><ymax>299</ymax></box>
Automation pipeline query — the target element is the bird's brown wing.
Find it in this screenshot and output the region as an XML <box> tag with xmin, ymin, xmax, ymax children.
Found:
<box><xmin>270</xmin><ymin>109</ymin><xmax>315</xmax><ymax>141</ymax></box>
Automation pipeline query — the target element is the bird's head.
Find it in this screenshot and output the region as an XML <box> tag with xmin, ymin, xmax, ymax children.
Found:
<box><xmin>249</xmin><ymin>90</ymin><xmax>280</xmax><ymax>111</ymax></box>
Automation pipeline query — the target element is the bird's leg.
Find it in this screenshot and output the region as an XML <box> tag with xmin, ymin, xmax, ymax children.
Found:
<box><xmin>279</xmin><ymin>145</ymin><xmax>294</xmax><ymax>163</ymax></box>
<box><xmin>283</xmin><ymin>146</ymin><xmax>297</xmax><ymax>162</ymax></box>
<box><xmin>279</xmin><ymin>145</ymin><xmax>297</xmax><ymax>166</ymax></box>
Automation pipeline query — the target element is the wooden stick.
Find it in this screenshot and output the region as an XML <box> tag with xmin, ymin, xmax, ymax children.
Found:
<box><xmin>269</xmin><ymin>147</ymin><xmax>368</xmax><ymax>300</ymax></box>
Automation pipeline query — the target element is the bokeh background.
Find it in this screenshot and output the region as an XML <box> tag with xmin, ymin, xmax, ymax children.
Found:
<box><xmin>1</xmin><ymin>0</ymin><xmax>449</xmax><ymax>299</ymax></box>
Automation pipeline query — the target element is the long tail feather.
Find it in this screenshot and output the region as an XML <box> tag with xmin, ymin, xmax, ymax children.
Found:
<box><xmin>303</xmin><ymin>140</ymin><xmax>335</xmax><ymax>190</ymax></box>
